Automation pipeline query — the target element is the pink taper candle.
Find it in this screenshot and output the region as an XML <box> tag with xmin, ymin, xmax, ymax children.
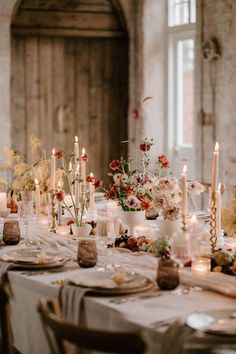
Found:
<box><xmin>212</xmin><ymin>142</ymin><xmax>219</xmax><ymax>192</ymax></box>
<box><xmin>74</xmin><ymin>136</ymin><xmax>79</xmax><ymax>164</ymax></box>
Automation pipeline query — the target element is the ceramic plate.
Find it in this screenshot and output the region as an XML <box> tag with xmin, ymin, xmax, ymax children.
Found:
<box><xmin>69</xmin><ymin>270</ymin><xmax>154</xmax><ymax>294</ymax></box>
<box><xmin>0</xmin><ymin>248</ymin><xmax>64</xmax><ymax>265</ymax></box>
<box><xmin>186</xmin><ymin>309</ymin><xmax>236</xmax><ymax>335</ymax></box>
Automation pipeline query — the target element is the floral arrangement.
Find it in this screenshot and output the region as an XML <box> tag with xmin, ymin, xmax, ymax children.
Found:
<box><xmin>105</xmin><ymin>139</ymin><xmax>204</xmax><ymax>220</ymax></box>
<box><xmin>4</xmin><ymin>136</ymin><xmax>50</xmax><ymax>194</ymax></box>
<box><xmin>222</xmin><ymin>197</ymin><xmax>236</xmax><ymax>236</ymax></box>
<box><xmin>210</xmin><ymin>250</ymin><xmax>236</xmax><ymax>275</ymax></box>
<box><xmin>54</xmin><ymin>151</ymin><xmax>102</xmax><ymax>227</ymax></box>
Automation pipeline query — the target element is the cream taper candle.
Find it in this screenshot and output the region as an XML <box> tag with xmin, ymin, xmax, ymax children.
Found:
<box><xmin>50</xmin><ymin>148</ymin><xmax>56</xmax><ymax>190</ymax></box>
<box><xmin>216</xmin><ymin>182</ymin><xmax>222</xmax><ymax>232</ymax></box>
<box><xmin>212</xmin><ymin>142</ymin><xmax>219</xmax><ymax>192</ymax></box>
<box><xmin>181</xmin><ymin>164</ymin><xmax>188</xmax><ymax>218</ymax></box>
<box><xmin>89</xmin><ymin>172</ymin><xmax>95</xmax><ymax>209</ymax></box>
<box><xmin>81</xmin><ymin>148</ymin><xmax>86</xmax><ymax>183</ymax></box>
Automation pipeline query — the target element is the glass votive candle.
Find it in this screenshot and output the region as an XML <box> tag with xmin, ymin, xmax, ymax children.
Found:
<box><xmin>191</xmin><ymin>257</ymin><xmax>211</xmax><ymax>275</ymax></box>
<box><xmin>77</xmin><ymin>237</ymin><xmax>97</xmax><ymax>268</ymax></box>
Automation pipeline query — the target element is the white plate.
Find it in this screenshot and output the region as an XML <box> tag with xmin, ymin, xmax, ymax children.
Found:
<box><xmin>0</xmin><ymin>248</ymin><xmax>64</xmax><ymax>265</ymax></box>
<box><xmin>186</xmin><ymin>309</ymin><xmax>236</xmax><ymax>335</ymax></box>
<box><xmin>69</xmin><ymin>270</ymin><xmax>154</xmax><ymax>294</ymax></box>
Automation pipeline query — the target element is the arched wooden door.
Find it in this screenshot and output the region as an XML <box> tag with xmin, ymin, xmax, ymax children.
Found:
<box><xmin>11</xmin><ymin>0</ymin><xmax>128</xmax><ymax>184</ymax></box>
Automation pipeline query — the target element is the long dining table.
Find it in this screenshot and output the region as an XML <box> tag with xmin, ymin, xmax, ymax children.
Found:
<box><xmin>1</xmin><ymin>221</ymin><xmax>236</xmax><ymax>354</ymax></box>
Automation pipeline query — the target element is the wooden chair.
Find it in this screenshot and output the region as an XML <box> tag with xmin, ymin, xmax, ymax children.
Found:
<box><xmin>38</xmin><ymin>298</ymin><xmax>146</xmax><ymax>354</ymax></box>
<box><xmin>0</xmin><ymin>286</ymin><xmax>14</xmax><ymax>354</ymax></box>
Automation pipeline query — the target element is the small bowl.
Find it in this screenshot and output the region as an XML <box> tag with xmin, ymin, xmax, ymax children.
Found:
<box><xmin>0</xmin><ymin>208</ymin><xmax>11</xmax><ymax>218</ymax></box>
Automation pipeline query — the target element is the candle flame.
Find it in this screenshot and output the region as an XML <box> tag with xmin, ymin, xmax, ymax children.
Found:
<box><xmin>183</xmin><ymin>165</ymin><xmax>187</xmax><ymax>173</ymax></box>
<box><xmin>191</xmin><ymin>215</ymin><xmax>197</xmax><ymax>223</ymax></box>
<box><xmin>82</xmin><ymin>147</ymin><xmax>85</xmax><ymax>155</ymax></box>
<box><xmin>58</xmin><ymin>181</ymin><xmax>61</xmax><ymax>188</ymax></box>
<box><xmin>75</xmin><ymin>136</ymin><xmax>78</xmax><ymax>143</ymax></box>
<box><xmin>90</xmin><ymin>172</ymin><xmax>94</xmax><ymax>177</ymax></box>
<box><xmin>69</xmin><ymin>162</ymin><xmax>72</xmax><ymax>170</ymax></box>
<box><xmin>35</xmin><ymin>178</ymin><xmax>39</xmax><ymax>184</ymax></box>
<box><xmin>215</xmin><ymin>142</ymin><xmax>219</xmax><ymax>151</ymax></box>
<box><xmin>218</xmin><ymin>182</ymin><xmax>221</xmax><ymax>192</ymax></box>
<box><xmin>52</xmin><ymin>148</ymin><xmax>55</xmax><ymax>155</ymax></box>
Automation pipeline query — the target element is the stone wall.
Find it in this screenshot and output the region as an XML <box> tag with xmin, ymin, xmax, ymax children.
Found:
<box><xmin>196</xmin><ymin>0</ymin><xmax>236</xmax><ymax>194</ymax></box>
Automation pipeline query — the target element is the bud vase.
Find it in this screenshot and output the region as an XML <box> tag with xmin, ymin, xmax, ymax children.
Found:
<box><xmin>120</xmin><ymin>210</ymin><xmax>145</xmax><ymax>236</ymax></box>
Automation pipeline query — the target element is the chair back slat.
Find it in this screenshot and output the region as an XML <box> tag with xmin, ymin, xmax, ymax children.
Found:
<box><xmin>38</xmin><ymin>299</ymin><xmax>146</xmax><ymax>354</ymax></box>
<box><xmin>0</xmin><ymin>286</ymin><xmax>14</xmax><ymax>354</ymax></box>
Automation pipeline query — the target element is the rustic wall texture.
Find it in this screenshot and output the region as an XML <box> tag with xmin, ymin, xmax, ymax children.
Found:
<box><xmin>0</xmin><ymin>0</ymin><xmax>236</xmax><ymax>193</ymax></box>
<box><xmin>196</xmin><ymin>0</ymin><xmax>236</xmax><ymax>193</ymax></box>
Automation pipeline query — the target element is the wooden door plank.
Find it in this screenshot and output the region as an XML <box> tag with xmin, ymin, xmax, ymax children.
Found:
<box><xmin>13</xmin><ymin>11</ymin><xmax>119</xmax><ymax>31</ymax></box>
<box><xmin>11</xmin><ymin>36</ymin><xmax>26</xmax><ymax>156</ymax></box>
<box><xmin>38</xmin><ymin>36</ymin><xmax>53</xmax><ymax>156</ymax></box>
<box><xmin>74</xmin><ymin>39</ymin><xmax>90</xmax><ymax>163</ymax></box>
<box><xmin>24</xmin><ymin>36</ymin><xmax>39</xmax><ymax>161</ymax></box>
<box><xmin>89</xmin><ymin>38</ymin><xmax>104</xmax><ymax>180</ymax></box>
<box><xmin>51</xmin><ymin>37</ymin><xmax>65</xmax><ymax>152</ymax></box>
<box><xmin>20</xmin><ymin>0</ymin><xmax>113</xmax><ymax>13</ymax></box>
<box><xmin>64</xmin><ymin>38</ymin><xmax>76</xmax><ymax>154</ymax></box>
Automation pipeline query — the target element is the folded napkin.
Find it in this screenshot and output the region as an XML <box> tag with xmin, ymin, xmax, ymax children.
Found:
<box><xmin>59</xmin><ymin>283</ymin><xmax>91</xmax><ymax>325</ymax></box>
<box><xmin>180</xmin><ymin>270</ymin><xmax>236</xmax><ymax>297</ymax></box>
<box><xmin>59</xmin><ymin>283</ymin><xmax>91</xmax><ymax>354</ymax></box>
<box><xmin>0</xmin><ymin>261</ymin><xmax>14</xmax><ymax>285</ymax></box>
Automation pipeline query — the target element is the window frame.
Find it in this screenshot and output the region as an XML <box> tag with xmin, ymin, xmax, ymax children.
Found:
<box><xmin>166</xmin><ymin>3</ymin><xmax>196</xmax><ymax>178</ymax></box>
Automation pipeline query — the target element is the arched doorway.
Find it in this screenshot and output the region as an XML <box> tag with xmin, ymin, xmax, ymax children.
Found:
<box><xmin>10</xmin><ymin>0</ymin><xmax>128</xmax><ymax>183</ymax></box>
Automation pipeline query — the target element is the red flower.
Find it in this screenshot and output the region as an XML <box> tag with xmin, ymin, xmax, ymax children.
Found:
<box><xmin>140</xmin><ymin>143</ymin><xmax>151</xmax><ymax>152</ymax></box>
<box><xmin>81</xmin><ymin>154</ymin><xmax>88</xmax><ymax>162</ymax></box>
<box><xmin>55</xmin><ymin>150</ymin><xmax>64</xmax><ymax>159</ymax></box>
<box><xmin>56</xmin><ymin>191</ymin><xmax>65</xmax><ymax>202</ymax></box>
<box><xmin>86</xmin><ymin>175</ymin><xmax>95</xmax><ymax>183</ymax></box>
<box><xmin>109</xmin><ymin>160</ymin><xmax>120</xmax><ymax>171</ymax></box>
<box><xmin>158</xmin><ymin>155</ymin><xmax>170</xmax><ymax>168</ymax></box>
<box><xmin>125</xmin><ymin>186</ymin><xmax>133</xmax><ymax>196</ymax></box>
<box><xmin>131</xmin><ymin>109</ymin><xmax>139</xmax><ymax>120</ymax></box>
<box><xmin>140</xmin><ymin>199</ymin><xmax>152</xmax><ymax>210</ymax></box>
<box><xmin>94</xmin><ymin>180</ymin><xmax>102</xmax><ymax>189</ymax></box>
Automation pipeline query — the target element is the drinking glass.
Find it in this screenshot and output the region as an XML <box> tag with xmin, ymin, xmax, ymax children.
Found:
<box><xmin>77</xmin><ymin>237</ymin><xmax>97</xmax><ymax>268</ymax></box>
<box><xmin>170</xmin><ymin>230</ymin><xmax>192</xmax><ymax>294</ymax></box>
<box><xmin>19</xmin><ymin>191</ymin><xmax>34</xmax><ymax>246</ymax></box>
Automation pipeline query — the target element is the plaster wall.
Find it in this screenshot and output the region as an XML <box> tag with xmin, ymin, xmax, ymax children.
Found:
<box><xmin>196</xmin><ymin>0</ymin><xmax>236</xmax><ymax>193</ymax></box>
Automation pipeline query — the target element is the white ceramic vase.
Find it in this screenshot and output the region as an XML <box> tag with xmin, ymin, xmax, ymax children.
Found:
<box><xmin>155</xmin><ymin>217</ymin><xmax>181</xmax><ymax>236</ymax></box>
<box><xmin>120</xmin><ymin>210</ymin><xmax>145</xmax><ymax>236</ymax></box>
<box><xmin>72</xmin><ymin>223</ymin><xmax>92</xmax><ymax>237</ymax></box>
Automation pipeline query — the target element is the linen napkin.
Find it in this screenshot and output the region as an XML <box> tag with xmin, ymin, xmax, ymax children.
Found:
<box><xmin>0</xmin><ymin>261</ymin><xmax>14</xmax><ymax>285</ymax></box>
<box><xmin>59</xmin><ymin>283</ymin><xmax>91</xmax><ymax>354</ymax></box>
<box><xmin>180</xmin><ymin>269</ymin><xmax>236</xmax><ymax>297</ymax></box>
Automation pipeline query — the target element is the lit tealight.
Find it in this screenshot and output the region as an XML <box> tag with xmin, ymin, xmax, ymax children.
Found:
<box><xmin>192</xmin><ymin>257</ymin><xmax>211</xmax><ymax>275</ymax></box>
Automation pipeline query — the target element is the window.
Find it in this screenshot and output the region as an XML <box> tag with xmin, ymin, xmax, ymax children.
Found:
<box><xmin>167</xmin><ymin>0</ymin><xmax>196</xmax><ymax>178</ymax></box>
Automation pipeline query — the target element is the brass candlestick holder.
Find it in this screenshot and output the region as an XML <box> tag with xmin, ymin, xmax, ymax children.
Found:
<box><xmin>49</xmin><ymin>190</ymin><xmax>56</xmax><ymax>233</ymax></box>
<box><xmin>181</xmin><ymin>214</ymin><xmax>188</xmax><ymax>232</ymax></box>
<box><xmin>210</xmin><ymin>191</ymin><xmax>217</xmax><ymax>252</ymax></box>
